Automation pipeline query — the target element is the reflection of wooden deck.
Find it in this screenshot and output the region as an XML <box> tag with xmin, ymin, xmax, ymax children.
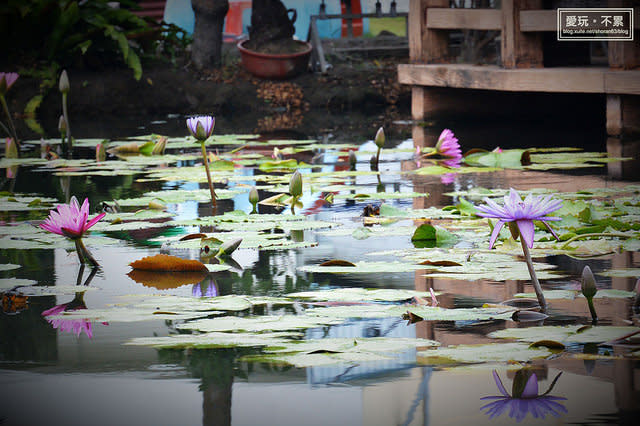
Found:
<box><xmin>398</xmin><ymin>64</ymin><xmax>640</xmax><ymax>95</ymax></box>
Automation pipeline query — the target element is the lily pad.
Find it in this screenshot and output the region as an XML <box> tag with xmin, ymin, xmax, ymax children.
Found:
<box><xmin>175</xmin><ymin>314</ymin><xmax>343</xmax><ymax>333</ymax></box>
<box><xmin>417</xmin><ymin>342</ymin><xmax>552</xmax><ymax>364</ymax></box>
<box><xmin>126</xmin><ymin>331</ymin><xmax>295</xmax><ymax>349</ymax></box>
<box><xmin>488</xmin><ymin>326</ymin><xmax>640</xmax><ymax>344</ymax></box>
<box><xmin>298</xmin><ymin>261</ymin><xmax>423</xmax><ymax>274</ymax></box>
<box><xmin>287</xmin><ymin>288</ymin><xmax>437</xmax><ymax>302</ymax></box>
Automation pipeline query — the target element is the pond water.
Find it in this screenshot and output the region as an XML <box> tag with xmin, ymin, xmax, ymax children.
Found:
<box><xmin>0</xmin><ymin>118</ymin><xmax>639</xmax><ymax>426</ymax></box>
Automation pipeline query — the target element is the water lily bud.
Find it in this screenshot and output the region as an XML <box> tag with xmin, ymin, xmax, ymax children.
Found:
<box><xmin>59</xmin><ymin>70</ymin><xmax>70</xmax><ymax>94</ymax></box>
<box><xmin>96</xmin><ymin>142</ymin><xmax>106</xmax><ymax>162</ymax></box>
<box><xmin>217</xmin><ymin>238</ymin><xmax>242</xmax><ymax>257</ymax></box>
<box><xmin>0</xmin><ymin>72</ymin><xmax>19</xmax><ymax>96</ymax></box>
<box><xmin>5</xmin><ymin>138</ymin><xmax>17</xmax><ymax>159</ymax></box>
<box><xmin>249</xmin><ymin>186</ymin><xmax>259</xmax><ymax>206</ymax></box>
<box><xmin>289</xmin><ymin>170</ymin><xmax>302</xmax><ymax>198</ymax></box>
<box><xmin>151</xmin><ymin>136</ymin><xmax>167</xmax><ymax>155</ymax></box>
<box><xmin>581</xmin><ymin>265</ymin><xmax>597</xmax><ymax>299</ymax></box>
<box><xmin>374</xmin><ymin>127</ymin><xmax>385</xmax><ymax>149</ymax></box>
<box><xmin>348</xmin><ymin>150</ymin><xmax>357</xmax><ymax>168</ymax></box>
<box><xmin>58</xmin><ymin>115</ymin><xmax>67</xmax><ymax>135</ymax></box>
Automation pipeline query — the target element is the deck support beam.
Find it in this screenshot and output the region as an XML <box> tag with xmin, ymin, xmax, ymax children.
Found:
<box><xmin>501</xmin><ymin>0</ymin><xmax>543</xmax><ymax>68</ymax></box>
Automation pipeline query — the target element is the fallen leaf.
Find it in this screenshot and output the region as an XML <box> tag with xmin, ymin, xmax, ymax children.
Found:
<box><xmin>129</xmin><ymin>254</ymin><xmax>208</xmax><ymax>272</ymax></box>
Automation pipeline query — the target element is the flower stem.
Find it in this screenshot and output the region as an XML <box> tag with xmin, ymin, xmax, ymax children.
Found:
<box><xmin>0</xmin><ymin>95</ymin><xmax>19</xmax><ymax>147</ymax></box>
<box><xmin>200</xmin><ymin>141</ymin><xmax>217</xmax><ymax>210</ymax></box>
<box><xmin>290</xmin><ymin>195</ymin><xmax>298</xmax><ymax>215</ymax></box>
<box><xmin>75</xmin><ymin>238</ymin><xmax>99</xmax><ymax>268</ymax></box>
<box><xmin>375</xmin><ymin>147</ymin><xmax>381</xmax><ymax>166</ymax></box>
<box><xmin>586</xmin><ymin>297</ymin><xmax>598</xmax><ymax>324</ymax></box>
<box><xmin>519</xmin><ymin>236</ymin><xmax>547</xmax><ymax>313</ymax></box>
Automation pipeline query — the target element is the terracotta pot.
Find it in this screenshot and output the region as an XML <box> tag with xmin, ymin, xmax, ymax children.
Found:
<box><xmin>237</xmin><ymin>40</ymin><xmax>312</xmax><ymax>80</ymax></box>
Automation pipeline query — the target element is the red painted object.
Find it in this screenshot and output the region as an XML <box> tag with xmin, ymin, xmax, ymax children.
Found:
<box><xmin>237</xmin><ymin>40</ymin><xmax>312</xmax><ymax>80</ymax></box>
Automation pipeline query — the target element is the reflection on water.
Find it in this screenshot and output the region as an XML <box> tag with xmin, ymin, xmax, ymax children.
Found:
<box><xmin>1</xmin><ymin>120</ymin><xmax>639</xmax><ymax>425</ymax></box>
<box><xmin>481</xmin><ymin>369</ymin><xmax>567</xmax><ymax>422</ymax></box>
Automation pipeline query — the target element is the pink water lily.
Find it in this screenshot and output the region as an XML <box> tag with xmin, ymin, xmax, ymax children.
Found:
<box><xmin>476</xmin><ymin>188</ymin><xmax>562</xmax><ymax>249</ymax></box>
<box><xmin>186</xmin><ymin>115</ymin><xmax>215</xmax><ymax>141</ymax></box>
<box><xmin>435</xmin><ymin>129</ymin><xmax>462</xmax><ymax>160</ymax></box>
<box><xmin>40</xmin><ymin>196</ymin><xmax>105</xmax><ymax>266</ymax></box>
<box><xmin>0</xmin><ymin>72</ymin><xmax>18</xmax><ymax>95</ymax></box>
<box><xmin>41</xmin><ymin>196</ymin><xmax>105</xmax><ymax>239</ymax></box>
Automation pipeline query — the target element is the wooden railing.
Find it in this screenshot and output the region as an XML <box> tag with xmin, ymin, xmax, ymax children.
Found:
<box><xmin>410</xmin><ymin>0</ymin><xmax>639</xmax><ymax>69</ymax></box>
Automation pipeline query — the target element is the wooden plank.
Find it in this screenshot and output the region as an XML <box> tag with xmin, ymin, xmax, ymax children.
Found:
<box><xmin>608</xmin><ymin>0</ymin><xmax>640</xmax><ymax>69</ymax></box>
<box><xmin>501</xmin><ymin>0</ymin><xmax>543</xmax><ymax>68</ymax></box>
<box><xmin>423</xmin><ymin>0</ymin><xmax>450</xmax><ymax>63</ymax></box>
<box><xmin>519</xmin><ymin>10</ymin><xmax>555</xmax><ymax>32</ymax></box>
<box><xmin>604</xmin><ymin>71</ymin><xmax>640</xmax><ymax>94</ymax></box>
<box><xmin>398</xmin><ymin>64</ymin><xmax>640</xmax><ymax>95</ymax></box>
<box><xmin>426</xmin><ymin>8</ymin><xmax>501</xmax><ymax>30</ymax></box>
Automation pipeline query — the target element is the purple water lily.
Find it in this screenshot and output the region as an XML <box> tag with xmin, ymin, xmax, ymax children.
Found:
<box><xmin>476</xmin><ymin>188</ymin><xmax>562</xmax><ymax>249</ymax></box>
<box><xmin>481</xmin><ymin>370</ymin><xmax>567</xmax><ymax>423</ymax></box>
<box><xmin>187</xmin><ymin>115</ymin><xmax>215</xmax><ymax>141</ymax></box>
<box><xmin>40</xmin><ymin>196</ymin><xmax>105</xmax><ymax>266</ymax></box>
<box><xmin>186</xmin><ymin>115</ymin><xmax>218</xmax><ymax>208</ymax></box>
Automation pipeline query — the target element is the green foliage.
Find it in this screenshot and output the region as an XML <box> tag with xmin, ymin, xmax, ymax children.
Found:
<box><xmin>0</xmin><ymin>0</ymin><xmax>189</xmax><ymax>80</ymax></box>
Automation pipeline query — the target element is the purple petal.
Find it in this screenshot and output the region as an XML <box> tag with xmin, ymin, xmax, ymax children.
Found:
<box><xmin>516</xmin><ymin>220</ymin><xmax>535</xmax><ymax>248</ymax></box>
<box><xmin>488</xmin><ymin>220</ymin><xmax>506</xmax><ymax>249</ymax></box>
<box><xmin>521</xmin><ymin>373</ymin><xmax>539</xmax><ymax>398</ymax></box>
<box><xmin>492</xmin><ymin>370</ymin><xmax>510</xmax><ymax>397</ymax></box>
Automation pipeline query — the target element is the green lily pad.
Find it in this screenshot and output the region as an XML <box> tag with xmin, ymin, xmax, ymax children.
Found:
<box><xmin>417</xmin><ymin>342</ymin><xmax>552</xmax><ymax>364</ymax></box>
<box><xmin>304</xmin><ymin>304</ymin><xmax>514</xmax><ymax>321</ymax></box>
<box><xmin>488</xmin><ymin>325</ymin><xmax>640</xmax><ymax>344</ymax></box>
<box><xmin>176</xmin><ymin>314</ymin><xmax>343</xmax><ymax>333</ymax></box>
<box><xmin>287</xmin><ymin>288</ymin><xmax>437</xmax><ymax>302</ymax></box>
<box><xmin>0</xmin><ymin>264</ymin><xmax>20</xmax><ymax>272</ymax></box>
<box><xmin>0</xmin><ymin>278</ymin><xmax>39</xmax><ymax>289</ymax></box>
<box><xmin>51</xmin><ymin>307</ymin><xmax>212</xmax><ymax>322</ymax></box>
<box><xmin>242</xmin><ymin>337</ymin><xmax>440</xmax><ymax>367</ymax></box>
<box><xmin>597</xmin><ymin>268</ymin><xmax>640</xmax><ymax>278</ymax></box>
<box><xmin>298</xmin><ymin>261</ymin><xmax>423</xmax><ymax>274</ymax></box>
<box><xmin>126</xmin><ymin>331</ymin><xmax>295</xmax><ymax>349</ymax></box>
<box><xmin>514</xmin><ymin>289</ymin><xmax>635</xmax><ymax>299</ymax></box>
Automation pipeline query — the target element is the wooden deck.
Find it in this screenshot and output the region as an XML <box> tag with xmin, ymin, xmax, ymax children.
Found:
<box><xmin>398</xmin><ymin>64</ymin><xmax>640</xmax><ymax>95</ymax></box>
<box><xmin>401</xmin><ymin>0</ymin><xmax>640</xmax><ymax>136</ymax></box>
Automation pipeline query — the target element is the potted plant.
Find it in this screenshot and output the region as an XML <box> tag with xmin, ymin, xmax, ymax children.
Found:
<box><xmin>237</xmin><ymin>0</ymin><xmax>312</xmax><ymax>79</ymax></box>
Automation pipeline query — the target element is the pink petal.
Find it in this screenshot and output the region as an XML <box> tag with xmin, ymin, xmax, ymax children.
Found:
<box><xmin>85</xmin><ymin>212</ymin><xmax>106</xmax><ymax>230</ymax></box>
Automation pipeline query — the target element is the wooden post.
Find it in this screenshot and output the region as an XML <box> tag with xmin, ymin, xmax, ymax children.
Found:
<box><xmin>607</xmin><ymin>94</ymin><xmax>623</xmax><ymax>136</ymax></box>
<box><xmin>608</xmin><ymin>0</ymin><xmax>640</xmax><ymax>70</ymax></box>
<box><xmin>410</xmin><ymin>0</ymin><xmax>449</xmax><ymax>63</ymax></box>
<box><xmin>501</xmin><ymin>0</ymin><xmax>543</xmax><ymax>68</ymax></box>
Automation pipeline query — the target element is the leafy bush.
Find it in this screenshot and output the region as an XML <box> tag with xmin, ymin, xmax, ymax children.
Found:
<box><xmin>0</xmin><ymin>0</ymin><xmax>187</xmax><ymax>80</ymax></box>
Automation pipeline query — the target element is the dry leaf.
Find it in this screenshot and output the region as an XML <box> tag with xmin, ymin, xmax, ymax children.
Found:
<box><xmin>319</xmin><ymin>260</ymin><xmax>356</xmax><ymax>267</ymax></box>
<box><xmin>129</xmin><ymin>254</ymin><xmax>208</xmax><ymax>272</ymax></box>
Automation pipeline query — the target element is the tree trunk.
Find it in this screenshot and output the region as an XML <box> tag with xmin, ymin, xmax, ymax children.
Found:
<box><xmin>191</xmin><ymin>0</ymin><xmax>229</xmax><ymax>69</ymax></box>
<box><xmin>247</xmin><ymin>0</ymin><xmax>296</xmax><ymax>51</ymax></box>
